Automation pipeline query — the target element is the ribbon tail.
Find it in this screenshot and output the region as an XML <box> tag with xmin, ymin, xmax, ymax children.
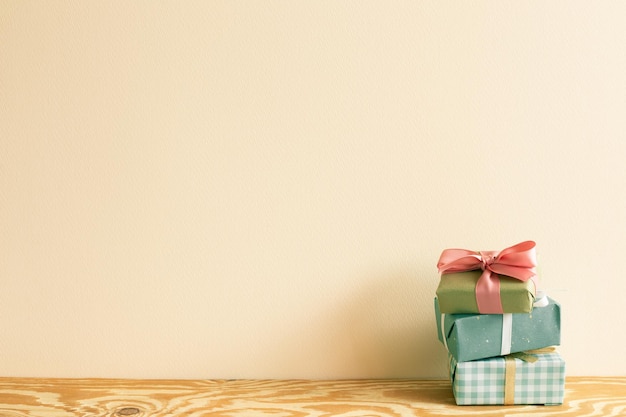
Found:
<box><xmin>475</xmin><ymin>269</ymin><xmax>504</xmax><ymax>314</ymax></box>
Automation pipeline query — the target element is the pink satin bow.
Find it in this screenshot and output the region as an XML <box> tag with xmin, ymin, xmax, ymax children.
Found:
<box><xmin>437</xmin><ymin>241</ymin><xmax>537</xmax><ymax>314</ymax></box>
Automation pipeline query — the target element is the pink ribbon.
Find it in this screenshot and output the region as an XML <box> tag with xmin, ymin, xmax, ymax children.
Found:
<box><xmin>437</xmin><ymin>241</ymin><xmax>537</xmax><ymax>314</ymax></box>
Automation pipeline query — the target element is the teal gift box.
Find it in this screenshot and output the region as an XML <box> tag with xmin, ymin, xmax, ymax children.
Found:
<box><xmin>449</xmin><ymin>350</ymin><xmax>566</xmax><ymax>405</ymax></box>
<box><xmin>435</xmin><ymin>294</ymin><xmax>561</xmax><ymax>363</ymax></box>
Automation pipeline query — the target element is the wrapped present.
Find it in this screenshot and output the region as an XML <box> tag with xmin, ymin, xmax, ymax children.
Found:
<box><xmin>449</xmin><ymin>349</ymin><xmax>566</xmax><ymax>405</ymax></box>
<box><xmin>435</xmin><ymin>293</ymin><xmax>560</xmax><ymax>362</ymax></box>
<box><xmin>436</xmin><ymin>241</ymin><xmax>538</xmax><ymax>314</ymax></box>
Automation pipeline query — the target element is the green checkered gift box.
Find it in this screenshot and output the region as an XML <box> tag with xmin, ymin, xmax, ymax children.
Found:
<box><xmin>449</xmin><ymin>349</ymin><xmax>565</xmax><ymax>405</ymax></box>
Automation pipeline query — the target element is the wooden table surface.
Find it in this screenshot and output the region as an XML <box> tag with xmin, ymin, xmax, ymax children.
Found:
<box><xmin>1</xmin><ymin>377</ymin><xmax>625</xmax><ymax>416</ymax></box>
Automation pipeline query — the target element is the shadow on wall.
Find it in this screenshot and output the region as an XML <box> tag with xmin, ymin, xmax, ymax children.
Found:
<box><xmin>298</xmin><ymin>268</ymin><xmax>447</xmax><ymax>378</ymax></box>
<box><xmin>328</xmin><ymin>266</ymin><xmax>448</xmax><ymax>379</ymax></box>
<box><xmin>257</xmin><ymin>264</ymin><xmax>449</xmax><ymax>379</ymax></box>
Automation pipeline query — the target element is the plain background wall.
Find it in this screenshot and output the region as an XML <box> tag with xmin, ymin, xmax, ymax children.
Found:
<box><xmin>1</xmin><ymin>1</ymin><xmax>625</xmax><ymax>379</ymax></box>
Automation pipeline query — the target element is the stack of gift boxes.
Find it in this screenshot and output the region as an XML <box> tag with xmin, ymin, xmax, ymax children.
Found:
<box><xmin>434</xmin><ymin>241</ymin><xmax>565</xmax><ymax>406</ymax></box>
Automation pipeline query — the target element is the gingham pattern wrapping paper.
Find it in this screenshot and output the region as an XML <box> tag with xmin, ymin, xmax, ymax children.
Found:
<box><xmin>449</xmin><ymin>352</ymin><xmax>565</xmax><ymax>405</ymax></box>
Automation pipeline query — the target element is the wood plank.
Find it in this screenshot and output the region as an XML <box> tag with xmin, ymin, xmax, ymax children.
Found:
<box><xmin>0</xmin><ymin>377</ymin><xmax>625</xmax><ymax>416</ymax></box>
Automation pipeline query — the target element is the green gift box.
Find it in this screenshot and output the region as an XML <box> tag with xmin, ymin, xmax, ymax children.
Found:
<box><xmin>436</xmin><ymin>270</ymin><xmax>536</xmax><ymax>314</ymax></box>
<box><xmin>449</xmin><ymin>350</ymin><xmax>566</xmax><ymax>405</ymax></box>
<box><xmin>435</xmin><ymin>295</ymin><xmax>560</xmax><ymax>362</ymax></box>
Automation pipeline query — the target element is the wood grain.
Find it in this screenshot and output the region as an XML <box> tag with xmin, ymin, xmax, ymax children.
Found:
<box><xmin>0</xmin><ymin>377</ymin><xmax>625</xmax><ymax>416</ymax></box>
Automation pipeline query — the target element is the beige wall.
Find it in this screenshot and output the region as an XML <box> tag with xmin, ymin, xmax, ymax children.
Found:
<box><xmin>1</xmin><ymin>1</ymin><xmax>624</xmax><ymax>378</ymax></box>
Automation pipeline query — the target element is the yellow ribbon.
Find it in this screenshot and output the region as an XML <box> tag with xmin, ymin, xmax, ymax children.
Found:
<box><xmin>503</xmin><ymin>347</ymin><xmax>557</xmax><ymax>405</ymax></box>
